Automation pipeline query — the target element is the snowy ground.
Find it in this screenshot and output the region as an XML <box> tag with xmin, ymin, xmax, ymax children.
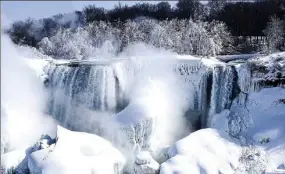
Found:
<box><xmin>243</xmin><ymin>87</ymin><xmax>285</xmax><ymax>173</ymax></box>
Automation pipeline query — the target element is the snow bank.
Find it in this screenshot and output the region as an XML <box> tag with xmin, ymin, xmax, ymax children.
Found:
<box><xmin>217</xmin><ymin>87</ymin><xmax>285</xmax><ymax>173</ymax></box>
<box><xmin>160</xmin><ymin>128</ymin><xmax>241</xmax><ymax>174</ymax></box>
<box><xmin>244</xmin><ymin>87</ymin><xmax>285</xmax><ymax>173</ymax></box>
<box><xmin>29</xmin><ymin>126</ymin><xmax>125</xmax><ymax>174</ymax></box>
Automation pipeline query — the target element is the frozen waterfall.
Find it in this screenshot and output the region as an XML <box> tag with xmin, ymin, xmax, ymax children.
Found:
<box><xmin>44</xmin><ymin>57</ymin><xmax>244</xmax><ymax>132</ymax></box>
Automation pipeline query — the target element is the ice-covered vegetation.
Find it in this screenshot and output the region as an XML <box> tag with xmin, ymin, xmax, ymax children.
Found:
<box><xmin>37</xmin><ymin>19</ymin><xmax>232</xmax><ymax>60</ymax></box>
<box><xmin>5</xmin><ymin>0</ymin><xmax>285</xmax><ymax>58</ymax></box>
<box><xmin>263</xmin><ymin>15</ymin><xmax>284</xmax><ymax>54</ymax></box>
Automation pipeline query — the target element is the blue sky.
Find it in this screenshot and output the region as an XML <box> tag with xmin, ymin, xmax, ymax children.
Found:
<box><xmin>1</xmin><ymin>1</ymin><xmax>178</xmax><ymax>23</ymax></box>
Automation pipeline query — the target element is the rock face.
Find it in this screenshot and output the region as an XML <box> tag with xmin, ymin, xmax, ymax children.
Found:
<box><xmin>133</xmin><ymin>151</ymin><xmax>160</xmax><ymax>174</ymax></box>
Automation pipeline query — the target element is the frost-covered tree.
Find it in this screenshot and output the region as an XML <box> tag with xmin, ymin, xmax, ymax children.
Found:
<box><xmin>208</xmin><ymin>20</ymin><xmax>233</xmax><ymax>55</ymax></box>
<box><xmin>176</xmin><ymin>0</ymin><xmax>204</xmax><ymax>21</ymax></box>
<box><xmin>263</xmin><ymin>15</ymin><xmax>284</xmax><ymax>53</ymax></box>
<box><xmin>38</xmin><ymin>28</ymin><xmax>90</xmax><ymax>59</ymax></box>
<box><xmin>8</xmin><ymin>18</ymin><xmax>38</xmax><ymax>46</ymax></box>
<box><xmin>83</xmin><ymin>5</ymin><xmax>107</xmax><ymax>23</ymax></box>
<box><xmin>208</xmin><ymin>0</ymin><xmax>228</xmax><ymax>18</ymax></box>
<box><xmin>38</xmin><ymin>22</ymin><xmax>121</xmax><ymax>59</ymax></box>
<box><xmin>122</xmin><ymin>20</ymin><xmax>145</xmax><ymax>46</ymax></box>
<box><xmin>37</xmin><ymin>19</ymin><xmax>233</xmax><ymax>59</ymax></box>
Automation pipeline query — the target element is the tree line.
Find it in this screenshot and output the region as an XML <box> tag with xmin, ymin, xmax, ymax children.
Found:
<box><xmin>5</xmin><ymin>0</ymin><xmax>285</xmax><ymax>56</ymax></box>
<box><xmin>37</xmin><ymin>19</ymin><xmax>232</xmax><ymax>59</ymax></box>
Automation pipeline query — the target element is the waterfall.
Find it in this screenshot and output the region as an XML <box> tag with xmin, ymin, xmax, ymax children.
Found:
<box><xmin>43</xmin><ymin>57</ymin><xmax>254</xmax><ymax>132</ymax></box>
<box><xmin>206</xmin><ymin>65</ymin><xmax>237</xmax><ymax>126</ymax></box>
<box><xmin>44</xmin><ymin>61</ymin><xmax>128</xmax><ymax>129</ymax></box>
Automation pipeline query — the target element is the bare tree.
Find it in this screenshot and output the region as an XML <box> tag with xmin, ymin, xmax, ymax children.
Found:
<box><xmin>263</xmin><ymin>15</ymin><xmax>284</xmax><ymax>54</ymax></box>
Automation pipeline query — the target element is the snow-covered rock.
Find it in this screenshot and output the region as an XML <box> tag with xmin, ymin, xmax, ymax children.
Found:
<box><xmin>113</xmin><ymin>102</ymin><xmax>154</xmax><ymax>151</ymax></box>
<box><xmin>133</xmin><ymin>151</ymin><xmax>160</xmax><ymax>174</ymax></box>
<box><xmin>28</xmin><ymin>126</ymin><xmax>125</xmax><ymax>174</ymax></box>
<box><xmin>33</xmin><ymin>135</ymin><xmax>56</xmax><ymax>151</ymax></box>
<box><xmin>135</xmin><ymin>151</ymin><xmax>154</xmax><ymax>165</ymax></box>
<box><xmin>1</xmin><ymin>135</ymin><xmax>56</xmax><ymax>174</ymax></box>
<box><xmin>160</xmin><ymin>128</ymin><xmax>241</xmax><ymax>174</ymax></box>
<box><xmin>28</xmin><ymin>145</ymin><xmax>55</xmax><ymax>174</ymax></box>
<box><xmin>1</xmin><ymin>148</ymin><xmax>31</xmax><ymax>174</ymax></box>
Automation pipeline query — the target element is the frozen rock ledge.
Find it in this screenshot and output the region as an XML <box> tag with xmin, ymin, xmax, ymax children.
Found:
<box><xmin>133</xmin><ymin>151</ymin><xmax>160</xmax><ymax>174</ymax></box>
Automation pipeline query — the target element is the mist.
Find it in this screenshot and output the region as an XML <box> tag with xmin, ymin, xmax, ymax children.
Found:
<box><xmin>1</xmin><ymin>34</ymin><xmax>56</xmax><ymax>152</ymax></box>
<box><xmin>125</xmin><ymin>43</ymin><xmax>192</xmax><ymax>148</ymax></box>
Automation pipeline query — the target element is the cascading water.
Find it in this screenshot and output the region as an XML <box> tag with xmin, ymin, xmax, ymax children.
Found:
<box><xmin>44</xmin><ymin>61</ymin><xmax>129</xmax><ymax>130</ymax></box>
<box><xmin>44</xmin><ymin>58</ymin><xmax>242</xmax><ymax>132</ymax></box>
